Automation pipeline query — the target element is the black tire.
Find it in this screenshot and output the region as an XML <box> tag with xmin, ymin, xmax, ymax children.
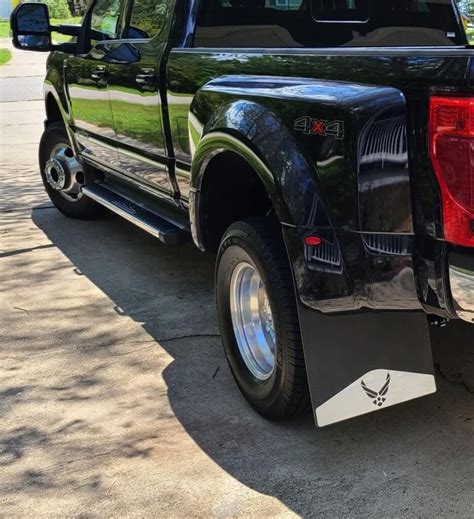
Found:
<box><xmin>39</xmin><ymin>122</ymin><xmax>103</xmax><ymax>220</ymax></box>
<box><xmin>216</xmin><ymin>218</ymin><xmax>310</xmax><ymax>420</ymax></box>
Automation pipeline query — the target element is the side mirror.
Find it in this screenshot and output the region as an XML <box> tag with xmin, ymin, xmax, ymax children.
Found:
<box><xmin>125</xmin><ymin>26</ymin><xmax>150</xmax><ymax>39</ymax></box>
<box><xmin>11</xmin><ymin>3</ymin><xmax>52</xmax><ymax>52</ymax></box>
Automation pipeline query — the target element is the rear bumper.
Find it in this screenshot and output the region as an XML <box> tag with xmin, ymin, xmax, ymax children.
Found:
<box><xmin>449</xmin><ymin>251</ymin><xmax>474</xmax><ymax>324</ymax></box>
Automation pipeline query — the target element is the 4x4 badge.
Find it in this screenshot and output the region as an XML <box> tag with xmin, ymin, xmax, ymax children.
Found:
<box><xmin>294</xmin><ymin>116</ymin><xmax>345</xmax><ymax>140</ymax></box>
<box><xmin>361</xmin><ymin>373</ymin><xmax>391</xmax><ymax>407</ymax></box>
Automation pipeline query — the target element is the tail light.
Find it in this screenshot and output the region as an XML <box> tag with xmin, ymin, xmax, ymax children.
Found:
<box><xmin>429</xmin><ymin>96</ymin><xmax>474</xmax><ymax>247</ymax></box>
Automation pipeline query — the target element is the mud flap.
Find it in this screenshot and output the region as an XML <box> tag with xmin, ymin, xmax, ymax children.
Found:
<box><xmin>298</xmin><ymin>306</ymin><xmax>436</xmax><ymax>427</ymax></box>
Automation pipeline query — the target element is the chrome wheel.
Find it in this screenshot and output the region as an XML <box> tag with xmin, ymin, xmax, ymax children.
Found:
<box><xmin>44</xmin><ymin>143</ymin><xmax>84</xmax><ymax>202</ymax></box>
<box><xmin>230</xmin><ymin>262</ymin><xmax>276</xmax><ymax>381</ymax></box>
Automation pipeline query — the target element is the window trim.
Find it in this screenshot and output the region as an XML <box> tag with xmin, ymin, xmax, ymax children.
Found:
<box><xmin>179</xmin><ymin>45</ymin><xmax>471</xmax><ymax>55</ymax></box>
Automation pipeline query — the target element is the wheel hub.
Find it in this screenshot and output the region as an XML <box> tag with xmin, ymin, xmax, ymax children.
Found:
<box><xmin>44</xmin><ymin>144</ymin><xmax>84</xmax><ymax>201</ymax></box>
<box><xmin>230</xmin><ymin>262</ymin><xmax>276</xmax><ymax>381</ymax></box>
<box><xmin>45</xmin><ymin>157</ymin><xmax>67</xmax><ymax>190</ymax></box>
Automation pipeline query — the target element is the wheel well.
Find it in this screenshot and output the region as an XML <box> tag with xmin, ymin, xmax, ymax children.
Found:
<box><xmin>199</xmin><ymin>151</ymin><xmax>274</xmax><ymax>251</ymax></box>
<box><xmin>45</xmin><ymin>94</ymin><xmax>63</xmax><ymax>125</ymax></box>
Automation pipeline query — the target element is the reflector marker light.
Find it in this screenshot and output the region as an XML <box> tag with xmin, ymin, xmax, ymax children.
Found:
<box><xmin>304</xmin><ymin>236</ymin><xmax>323</xmax><ymax>247</ymax></box>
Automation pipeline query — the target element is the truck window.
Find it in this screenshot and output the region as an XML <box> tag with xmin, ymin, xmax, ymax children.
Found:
<box><xmin>194</xmin><ymin>0</ymin><xmax>466</xmax><ymax>48</ymax></box>
<box><xmin>312</xmin><ymin>0</ymin><xmax>369</xmax><ymax>22</ymax></box>
<box><xmin>124</xmin><ymin>0</ymin><xmax>171</xmax><ymax>39</ymax></box>
<box><xmin>90</xmin><ymin>0</ymin><xmax>123</xmax><ymax>40</ymax></box>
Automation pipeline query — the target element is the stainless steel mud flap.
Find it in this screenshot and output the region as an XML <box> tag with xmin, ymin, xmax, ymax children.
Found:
<box><xmin>297</xmin><ymin>308</ymin><xmax>436</xmax><ymax>427</ymax></box>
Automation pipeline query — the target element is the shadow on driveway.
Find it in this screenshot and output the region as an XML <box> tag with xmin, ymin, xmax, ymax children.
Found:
<box><xmin>28</xmin><ymin>205</ymin><xmax>474</xmax><ymax>517</ymax></box>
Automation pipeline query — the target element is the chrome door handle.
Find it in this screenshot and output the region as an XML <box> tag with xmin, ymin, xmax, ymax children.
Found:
<box><xmin>91</xmin><ymin>66</ymin><xmax>106</xmax><ymax>80</ymax></box>
<box><xmin>135</xmin><ymin>72</ymin><xmax>155</xmax><ymax>85</ymax></box>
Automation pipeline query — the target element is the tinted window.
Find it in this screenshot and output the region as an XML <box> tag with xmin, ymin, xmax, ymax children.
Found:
<box><xmin>125</xmin><ymin>0</ymin><xmax>170</xmax><ymax>39</ymax></box>
<box><xmin>91</xmin><ymin>0</ymin><xmax>122</xmax><ymax>40</ymax></box>
<box><xmin>270</xmin><ymin>0</ymin><xmax>303</xmax><ymax>9</ymax></box>
<box><xmin>194</xmin><ymin>0</ymin><xmax>465</xmax><ymax>48</ymax></box>
<box><xmin>312</xmin><ymin>0</ymin><xmax>368</xmax><ymax>22</ymax></box>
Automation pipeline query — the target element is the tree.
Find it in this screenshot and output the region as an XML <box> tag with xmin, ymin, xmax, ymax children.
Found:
<box><xmin>66</xmin><ymin>0</ymin><xmax>89</xmax><ymax>17</ymax></box>
<box><xmin>45</xmin><ymin>0</ymin><xmax>72</xmax><ymax>19</ymax></box>
<box><xmin>456</xmin><ymin>0</ymin><xmax>474</xmax><ymax>18</ymax></box>
<box><xmin>129</xmin><ymin>0</ymin><xmax>169</xmax><ymax>38</ymax></box>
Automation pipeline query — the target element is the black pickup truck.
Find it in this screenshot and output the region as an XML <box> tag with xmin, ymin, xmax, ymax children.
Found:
<box><xmin>11</xmin><ymin>0</ymin><xmax>473</xmax><ymax>427</ymax></box>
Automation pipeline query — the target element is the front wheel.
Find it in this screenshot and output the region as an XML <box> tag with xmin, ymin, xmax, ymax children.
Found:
<box><xmin>39</xmin><ymin>122</ymin><xmax>103</xmax><ymax>219</ymax></box>
<box><xmin>216</xmin><ymin>218</ymin><xmax>310</xmax><ymax>420</ymax></box>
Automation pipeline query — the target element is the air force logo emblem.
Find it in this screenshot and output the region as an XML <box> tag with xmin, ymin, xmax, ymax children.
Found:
<box><xmin>361</xmin><ymin>373</ymin><xmax>391</xmax><ymax>407</ymax></box>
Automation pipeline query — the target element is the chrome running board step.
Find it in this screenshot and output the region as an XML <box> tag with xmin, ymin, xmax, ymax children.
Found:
<box><xmin>82</xmin><ymin>184</ymin><xmax>189</xmax><ymax>245</ymax></box>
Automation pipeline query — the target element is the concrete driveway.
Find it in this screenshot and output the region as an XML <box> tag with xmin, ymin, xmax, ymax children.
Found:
<box><xmin>0</xmin><ymin>42</ymin><xmax>473</xmax><ymax>517</ymax></box>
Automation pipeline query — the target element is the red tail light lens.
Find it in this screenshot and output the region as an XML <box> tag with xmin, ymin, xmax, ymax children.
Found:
<box><xmin>429</xmin><ymin>96</ymin><xmax>474</xmax><ymax>247</ymax></box>
<box><xmin>304</xmin><ymin>235</ymin><xmax>322</xmax><ymax>247</ymax></box>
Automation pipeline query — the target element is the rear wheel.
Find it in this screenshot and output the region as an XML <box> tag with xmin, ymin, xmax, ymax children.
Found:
<box><xmin>39</xmin><ymin>122</ymin><xmax>103</xmax><ymax>219</ymax></box>
<box><xmin>216</xmin><ymin>218</ymin><xmax>310</xmax><ymax>420</ymax></box>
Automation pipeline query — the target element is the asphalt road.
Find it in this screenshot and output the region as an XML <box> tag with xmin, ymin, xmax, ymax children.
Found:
<box><xmin>0</xmin><ymin>41</ymin><xmax>473</xmax><ymax>518</ymax></box>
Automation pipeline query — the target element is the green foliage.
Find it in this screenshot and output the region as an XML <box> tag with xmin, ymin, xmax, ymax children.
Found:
<box><xmin>456</xmin><ymin>0</ymin><xmax>474</xmax><ymax>20</ymax></box>
<box><xmin>0</xmin><ymin>19</ymin><xmax>9</xmax><ymax>38</ymax></box>
<box><xmin>0</xmin><ymin>48</ymin><xmax>12</xmax><ymax>66</ymax></box>
<box><xmin>50</xmin><ymin>16</ymin><xmax>83</xmax><ymax>25</ymax></box>
<box><xmin>467</xmin><ymin>27</ymin><xmax>474</xmax><ymax>43</ymax></box>
<box><xmin>44</xmin><ymin>0</ymin><xmax>72</xmax><ymax>20</ymax></box>
<box><xmin>129</xmin><ymin>0</ymin><xmax>168</xmax><ymax>38</ymax></box>
<box><xmin>67</xmin><ymin>0</ymin><xmax>89</xmax><ymax>17</ymax></box>
<box><xmin>91</xmin><ymin>0</ymin><xmax>122</xmax><ymax>37</ymax></box>
<box><xmin>72</xmin><ymin>97</ymin><xmax>163</xmax><ymax>146</ymax></box>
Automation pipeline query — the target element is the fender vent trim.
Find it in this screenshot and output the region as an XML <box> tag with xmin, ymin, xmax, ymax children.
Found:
<box><xmin>362</xmin><ymin>233</ymin><xmax>413</xmax><ymax>256</ymax></box>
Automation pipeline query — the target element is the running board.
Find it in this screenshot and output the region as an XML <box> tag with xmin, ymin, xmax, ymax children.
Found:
<box><xmin>82</xmin><ymin>184</ymin><xmax>189</xmax><ymax>245</ymax></box>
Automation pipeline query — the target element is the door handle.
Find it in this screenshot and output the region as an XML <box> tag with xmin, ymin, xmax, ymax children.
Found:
<box><xmin>135</xmin><ymin>71</ymin><xmax>156</xmax><ymax>85</ymax></box>
<box><xmin>91</xmin><ymin>66</ymin><xmax>106</xmax><ymax>80</ymax></box>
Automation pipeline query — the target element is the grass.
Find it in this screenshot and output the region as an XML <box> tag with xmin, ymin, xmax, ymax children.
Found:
<box><xmin>0</xmin><ymin>18</ymin><xmax>9</xmax><ymax>38</ymax></box>
<box><xmin>0</xmin><ymin>48</ymin><xmax>11</xmax><ymax>65</ymax></box>
<box><xmin>73</xmin><ymin>98</ymin><xmax>164</xmax><ymax>146</ymax></box>
<box><xmin>71</xmin><ymin>96</ymin><xmax>192</xmax><ymax>155</ymax></box>
<box><xmin>71</xmin><ymin>96</ymin><xmax>194</xmax><ymax>158</ymax></box>
<box><xmin>51</xmin><ymin>17</ymin><xmax>82</xmax><ymax>25</ymax></box>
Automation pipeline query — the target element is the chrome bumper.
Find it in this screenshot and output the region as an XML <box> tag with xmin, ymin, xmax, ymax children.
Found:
<box><xmin>449</xmin><ymin>263</ymin><xmax>474</xmax><ymax>324</ymax></box>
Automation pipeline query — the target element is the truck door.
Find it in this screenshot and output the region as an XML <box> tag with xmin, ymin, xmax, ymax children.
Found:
<box><xmin>105</xmin><ymin>0</ymin><xmax>175</xmax><ymax>198</ymax></box>
<box><xmin>66</xmin><ymin>0</ymin><xmax>123</xmax><ymax>167</ymax></box>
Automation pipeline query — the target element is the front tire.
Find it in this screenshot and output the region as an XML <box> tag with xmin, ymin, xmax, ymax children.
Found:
<box><xmin>39</xmin><ymin>122</ymin><xmax>103</xmax><ymax>220</ymax></box>
<box><xmin>216</xmin><ymin>218</ymin><xmax>310</xmax><ymax>420</ymax></box>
